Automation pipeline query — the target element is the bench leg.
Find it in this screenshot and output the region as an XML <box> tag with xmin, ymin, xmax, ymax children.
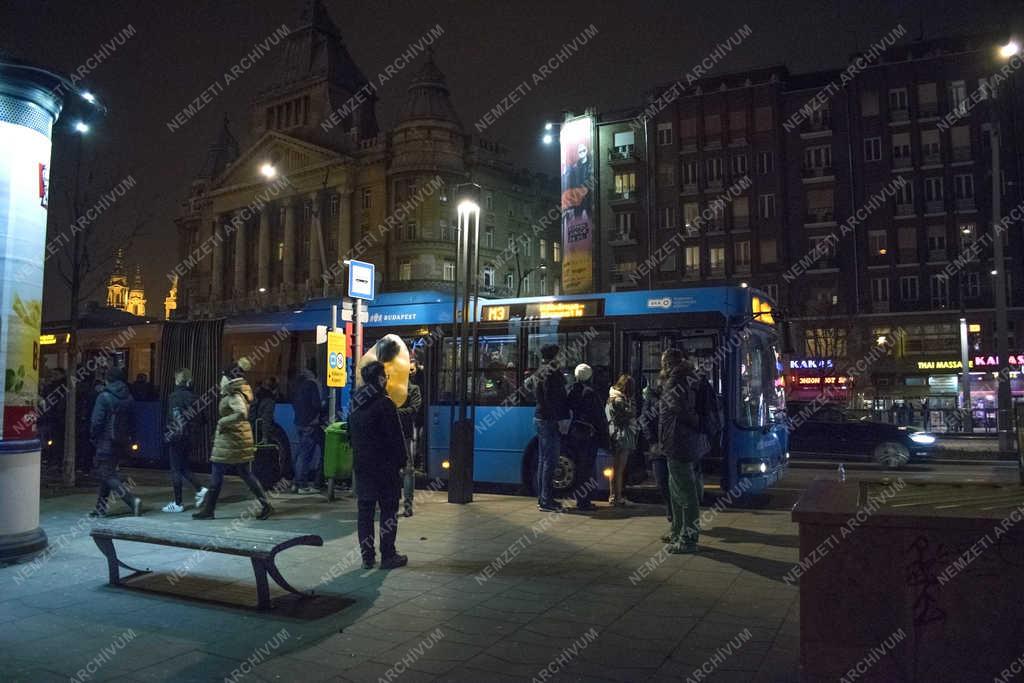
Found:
<box><xmin>265</xmin><ymin>556</ymin><xmax>314</xmax><ymax>600</ymax></box>
<box><xmin>93</xmin><ymin>537</ymin><xmax>151</xmax><ymax>586</ymax></box>
<box><xmin>251</xmin><ymin>558</ymin><xmax>271</xmax><ymax>610</ymax></box>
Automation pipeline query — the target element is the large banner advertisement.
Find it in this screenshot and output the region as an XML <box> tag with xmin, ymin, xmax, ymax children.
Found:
<box><xmin>0</xmin><ymin>120</ymin><xmax>51</xmax><ymax>440</ymax></box>
<box><xmin>560</xmin><ymin>116</ymin><xmax>594</xmax><ymax>294</ymax></box>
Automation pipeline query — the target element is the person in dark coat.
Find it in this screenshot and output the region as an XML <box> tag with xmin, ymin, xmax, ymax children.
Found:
<box><xmin>161</xmin><ymin>368</ymin><xmax>207</xmax><ymax>513</ymax></box>
<box><xmin>130</xmin><ymin>373</ymin><xmax>156</xmax><ymax>401</ymax></box>
<box><xmin>88</xmin><ymin>366</ymin><xmax>142</xmax><ymax>517</ymax></box>
<box><xmin>658</xmin><ymin>349</ymin><xmax>708</xmax><ymax>553</ymax></box>
<box><xmin>566</xmin><ymin>363</ymin><xmax>606</xmax><ymax>511</ymax></box>
<box><xmin>350</xmin><ymin>361</ymin><xmax>408</xmax><ymax>570</ymax></box>
<box><xmin>641</xmin><ymin>378</ymin><xmax>672</xmax><ymax>530</ymax></box>
<box><xmin>251</xmin><ymin>377</ymin><xmax>280</xmax><ymax>445</ymax></box>
<box><xmin>533</xmin><ymin>344</ymin><xmax>571</xmax><ymax>512</ymax></box>
<box><xmin>291</xmin><ymin>361</ymin><xmax>324</xmax><ymax>494</ymax></box>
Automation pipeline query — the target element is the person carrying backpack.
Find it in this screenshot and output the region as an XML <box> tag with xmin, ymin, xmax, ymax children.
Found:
<box><xmin>162</xmin><ymin>369</ymin><xmax>208</xmax><ymax>513</ymax></box>
<box><xmin>658</xmin><ymin>349</ymin><xmax>709</xmax><ymax>554</ymax></box>
<box><xmin>89</xmin><ymin>366</ymin><xmax>142</xmax><ymax>517</ymax></box>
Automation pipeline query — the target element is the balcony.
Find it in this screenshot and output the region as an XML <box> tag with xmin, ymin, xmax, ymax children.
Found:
<box><xmin>607</xmin><ymin>228</ymin><xmax>638</xmax><ymax>246</ymax></box>
<box><xmin>956</xmin><ymin>197</ymin><xmax>976</xmax><ymax>212</ymax></box>
<box><xmin>802</xmin><ymin>166</ymin><xmax>835</xmax><ymax>182</ymax></box>
<box><xmin>918</xmin><ymin>103</ymin><xmax>939</xmax><ymax>119</ymax></box>
<box><xmin>892</xmin><ymin>154</ymin><xmax>913</xmax><ymax>169</ymax></box>
<box><xmin>873</xmin><ymin>300</ymin><xmax>891</xmax><ymax>313</ymax></box>
<box><xmin>890</xmin><ymin>108</ymin><xmax>910</xmax><ymax>123</ymax></box>
<box><xmin>928</xmin><ymin>249</ymin><xmax>947</xmax><ymax>262</ymax></box>
<box><xmin>898</xmin><ymin>248</ymin><xmax>918</xmax><ymax>264</ymax></box>
<box><xmin>608</xmin><ymin>146</ymin><xmax>642</xmax><ymax>164</ymax></box>
<box><xmin>802</xmin><ymin>116</ymin><xmax>832</xmax><ymax>134</ymax></box>
<box><xmin>440</xmin><ymin>226</ymin><xmax>458</xmax><ymax>242</ymax></box>
<box><xmin>706</xmin><ymin>178</ymin><xmax>724</xmax><ymax>191</ymax></box>
<box><xmin>610</xmin><ymin>264</ymin><xmax>638</xmax><ymax>285</ymax></box>
<box><xmin>922</xmin><ymin>151</ymin><xmax>942</xmax><ymax>166</ymax></box>
<box><xmin>733</xmin><ymin>214</ymin><xmax>750</xmax><ymax>229</ymax></box>
<box><xmin>895</xmin><ymin>203</ymin><xmax>915</xmax><ymax>217</ymax></box>
<box><xmin>608</xmin><ymin>188</ymin><xmax>641</xmax><ymax>205</ymax></box>
<box><xmin>924</xmin><ymin>200</ymin><xmax>944</xmax><ymax>215</ymax></box>
<box><xmin>952</xmin><ymin>146</ymin><xmax>971</xmax><ymax>162</ymax></box>
<box><xmin>681</xmin><ymin>182</ymin><xmax>699</xmax><ymax>196</ymax></box>
<box><xmin>708</xmin><ymin>265</ymin><xmax>725</xmax><ymax>278</ymax></box>
<box><xmin>682</xmin><ymin>265</ymin><xmax>701</xmax><ymax>280</ymax></box>
<box><xmin>805</xmin><ymin>208</ymin><xmax>836</xmax><ymax>225</ymax></box>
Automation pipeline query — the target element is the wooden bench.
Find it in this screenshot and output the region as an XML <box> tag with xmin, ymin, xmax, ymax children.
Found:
<box><xmin>90</xmin><ymin>518</ymin><xmax>323</xmax><ymax>609</ymax></box>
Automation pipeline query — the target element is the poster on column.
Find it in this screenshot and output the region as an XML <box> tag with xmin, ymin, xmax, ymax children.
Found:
<box><xmin>0</xmin><ymin>121</ymin><xmax>51</xmax><ymax>440</ymax></box>
<box><xmin>560</xmin><ymin>116</ymin><xmax>595</xmax><ymax>294</ymax></box>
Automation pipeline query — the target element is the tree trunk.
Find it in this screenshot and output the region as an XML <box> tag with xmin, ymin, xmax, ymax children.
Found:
<box><xmin>62</xmin><ymin>328</ymin><xmax>79</xmax><ymax>487</ymax></box>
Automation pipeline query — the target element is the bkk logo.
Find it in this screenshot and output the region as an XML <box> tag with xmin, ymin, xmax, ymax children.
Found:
<box><xmin>647</xmin><ymin>297</ymin><xmax>672</xmax><ymax>309</ymax></box>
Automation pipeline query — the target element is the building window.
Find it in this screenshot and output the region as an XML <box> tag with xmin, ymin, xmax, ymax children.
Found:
<box><xmin>805</xmin><ymin>328</ymin><xmax>847</xmax><ymax>357</ymax></box>
<box><xmin>927</xmin><ymin>225</ymin><xmax>946</xmax><ymax>259</ymax></box>
<box><xmin>485</xmin><ymin>193</ymin><xmax>494</xmax><ymax>211</ymax></box>
<box><xmin>871</xmin><ymin>277</ymin><xmax>890</xmax><ymax>303</ymax></box>
<box><xmin>732</xmin><ymin>154</ymin><xmax>748</xmax><ymax>176</ymax></box>
<box><xmin>614</xmin><ymin>172</ymin><xmax>637</xmax><ymax>194</ymax></box>
<box><xmin>966</xmin><ymin>272</ymin><xmax>981</xmax><ymax>298</ymax></box>
<box><xmin>930</xmin><ymin>274</ymin><xmax>950</xmax><ymax>308</ymax></box>
<box><xmin>484</xmin><ymin>226</ymin><xmax>494</xmax><ymax>248</ymax></box>
<box><xmin>921</xmin><ymin>129</ymin><xmax>941</xmax><ymax>161</ymax></box>
<box><xmin>682</xmin><ymin>160</ymin><xmax>699</xmax><ymax>187</ymax></box>
<box><xmin>329</xmin><ymin>194</ymin><xmax>340</xmax><ymax>217</ymax></box>
<box><xmin>897</xmin><ymin>226</ymin><xmax>917</xmax><ymax>262</ymax></box>
<box><xmin>683</xmin><ymin>202</ymin><xmax>700</xmax><ymax>230</ymax></box>
<box><xmin>803</xmin><ymin>145</ymin><xmax>832</xmax><ymax>171</ymax></box>
<box><xmin>733</xmin><ymin>197</ymin><xmax>750</xmax><ymax>229</ymax></box>
<box><xmin>483</xmin><ymin>266</ymin><xmax>495</xmax><ymax>288</ymax></box>
<box><xmin>949</xmin><ymin>80</ymin><xmax>968</xmax><ymax>114</ymax></box>
<box><xmin>361</xmin><ymin>188</ymin><xmax>372</xmax><ymax>210</ymax></box>
<box><xmin>521</xmin><ymin>274</ymin><xmax>531</xmax><ymax>295</ymax></box>
<box><xmin>895</xmin><ymin>181</ymin><xmax>914</xmax><ymax>211</ymax></box>
<box><xmin>764</xmin><ymin>283</ymin><xmax>779</xmax><ymax>301</ymax></box>
<box><xmin>617</xmin><ymin>212</ymin><xmax>635</xmax><ymax>234</ymax></box>
<box><xmin>539</xmin><ymin>238</ymin><xmax>547</xmax><ymax>260</ymax></box>
<box><xmin>553</xmin><ymin>242</ymin><xmax>561</xmax><ymax>262</ymax></box>
<box><xmin>505</xmin><ymin>271</ymin><xmax>515</xmax><ymax>290</ymax></box>
<box><xmin>808</xmin><ymin>236</ymin><xmax>837</xmax><ymax>268</ymax></box>
<box><xmin>709</xmin><ymin>247</ymin><xmax>725</xmax><ymax>273</ymax></box>
<box><xmin>755</xmin><ymin>106</ymin><xmax>773</xmax><ymax>132</ymax></box>
<box><xmin>659</xmin><ymin>247</ymin><xmax>677</xmax><ymax>272</ymax></box>
<box><xmin>657</xmin><ymin>162</ymin><xmax>675</xmax><ymax>186</ymax></box>
<box><xmin>705</xmin><ymin>158</ymin><xmax>723</xmax><ymax>184</ymax></box>
<box><xmin>657</xmin><ymin>122</ymin><xmax>673</xmax><ymax>146</ymax></box>
<box><xmin>757</xmin><ymin>151</ymin><xmax>774</xmax><ymax>175</ymax></box>
<box><xmin>443</xmin><ymin>261</ymin><xmax>456</xmax><ymax>281</ymax></box>
<box><xmin>405</xmin><ymin>222</ymin><xmax>418</xmax><ymax>240</ymax></box>
<box><xmin>684</xmin><ymin>246</ymin><xmax>701</xmax><ymax>276</ymax></box>
<box><xmin>892</xmin><ymin>132</ymin><xmax>912</xmax><ymax>166</ymax></box>
<box><xmin>899</xmin><ymin>275</ymin><xmax>919</xmax><ymax>301</ymax></box>
<box><xmin>888</xmin><ymin>88</ymin><xmax>908</xmax><ymax>114</ymax></box>
<box><xmin>760</xmin><ymin>239</ymin><xmax>777</xmax><ymax>265</ymax></box>
<box><xmin>399</xmin><ymin>259</ymin><xmax>412</xmax><ymax>281</ymax></box>
<box><xmin>861</xmin><ymin>91</ymin><xmax>879</xmax><ymax>117</ymax></box>
<box><xmin>864</xmin><ymin>137</ymin><xmax>882</xmax><ymax>162</ymax></box>
<box><xmin>759</xmin><ymin>194</ymin><xmax>776</xmax><ymax>219</ymax></box>
<box><xmin>539</xmin><ymin>272</ymin><xmax>547</xmax><ymax>295</ymax></box>
<box><xmin>954</xmin><ymin>174</ymin><xmax>975</xmax><ymax>199</ymax></box>
<box><xmin>735</xmin><ymin>241</ymin><xmax>751</xmax><ymax>269</ymax></box>
<box><xmin>660</xmin><ymin>206</ymin><xmax>676</xmax><ymax>229</ymax></box>
<box><xmin>924</xmin><ymin>177</ymin><xmax>943</xmax><ymax>202</ymax></box>
<box><xmin>507</xmin><ymin>235</ymin><xmax>515</xmax><ymax>250</ymax></box>
<box><xmin>869</xmin><ymin>230</ymin><xmax>887</xmax><ymax>256</ymax></box>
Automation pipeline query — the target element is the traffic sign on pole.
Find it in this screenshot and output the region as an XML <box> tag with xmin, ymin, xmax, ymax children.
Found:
<box><xmin>348</xmin><ymin>260</ymin><xmax>375</xmax><ymax>301</ymax></box>
<box><xmin>326</xmin><ymin>331</ymin><xmax>347</xmax><ymax>388</ymax></box>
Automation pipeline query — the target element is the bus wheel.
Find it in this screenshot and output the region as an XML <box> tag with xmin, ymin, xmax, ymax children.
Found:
<box><xmin>552</xmin><ymin>452</ymin><xmax>578</xmax><ymax>497</ymax></box>
<box><xmin>874</xmin><ymin>442</ymin><xmax>909</xmax><ymax>469</ymax></box>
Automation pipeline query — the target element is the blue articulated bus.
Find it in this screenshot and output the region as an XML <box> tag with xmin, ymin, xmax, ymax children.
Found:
<box><xmin>362</xmin><ymin>286</ymin><xmax>788</xmax><ymax>498</ymax></box>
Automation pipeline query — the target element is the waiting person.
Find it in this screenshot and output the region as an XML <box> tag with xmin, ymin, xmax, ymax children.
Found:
<box><xmin>251</xmin><ymin>376</ymin><xmax>280</xmax><ymax>445</ymax></box>
<box><xmin>642</xmin><ymin>380</ymin><xmax>672</xmax><ymax>536</ymax></box>
<box><xmin>291</xmin><ymin>360</ymin><xmax>324</xmax><ymax>494</ymax></box>
<box><xmin>130</xmin><ymin>372</ymin><xmax>155</xmax><ymax>401</ymax></box>
<box><xmin>162</xmin><ymin>369</ymin><xmax>207</xmax><ymax>513</ymax></box>
<box><xmin>88</xmin><ymin>366</ymin><xmax>142</xmax><ymax>517</ymax></box>
<box><xmin>658</xmin><ymin>349</ymin><xmax>708</xmax><ymax>554</ymax></box>
<box><xmin>566</xmin><ymin>363</ymin><xmax>605</xmax><ymax>511</ymax></box>
<box><xmin>193</xmin><ymin>359</ymin><xmax>273</xmax><ymax>520</ymax></box>
<box><xmin>350</xmin><ymin>361</ymin><xmax>408</xmax><ymax>570</ymax></box>
<box><xmin>534</xmin><ymin>344</ymin><xmax>571</xmax><ymax>512</ymax></box>
<box><xmin>606</xmin><ymin>374</ymin><xmax>638</xmax><ymax>507</ymax></box>
<box><xmin>397</xmin><ymin>359</ymin><xmax>423</xmax><ymax>518</ymax></box>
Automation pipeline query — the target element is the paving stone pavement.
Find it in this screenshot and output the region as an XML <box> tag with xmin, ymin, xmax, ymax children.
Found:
<box><xmin>0</xmin><ymin>481</ymin><xmax>800</xmax><ymax>682</ymax></box>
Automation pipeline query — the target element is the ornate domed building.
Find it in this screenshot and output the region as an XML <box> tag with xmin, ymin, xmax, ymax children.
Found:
<box><xmin>174</xmin><ymin>0</ymin><xmax>559</xmax><ymax>317</ymax></box>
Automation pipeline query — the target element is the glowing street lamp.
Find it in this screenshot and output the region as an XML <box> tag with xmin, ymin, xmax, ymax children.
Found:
<box><xmin>259</xmin><ymin>162</ymin><xmax>277</xmax><ymax>179</ymax></box>
<box><xmin>999</xmin><ymin>40</ymin><xmax>1020</xmax><ymax>59</ymax></box>
<box><xmin>73</xmin><ymin>121</ymin><xmax>89</xmax><ymax>134</ymax></box>
<box><xmin>81</xmin><ymin>91</ymin><xmax>96</xmax><ymax>104</ymax></box>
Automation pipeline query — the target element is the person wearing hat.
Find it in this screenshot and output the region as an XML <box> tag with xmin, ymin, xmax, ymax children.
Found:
<box><xmin>533</xmin><ymin>344</ymin><xmax>571</xmax><ymax>512</ymax></box>
<box><xmin>88</xmin><ymin>365</ymin><xmax>142</xmax><ymax>517</ymax></box>
<box><xmin>193</xmin><ymin>358</ymin><xmax>273</xmax><ymax>520</ymax></box>
<box><xmin>566</xmin><ymin>363</ymin><xmax>606</xmax><ymax>511</ymax></box>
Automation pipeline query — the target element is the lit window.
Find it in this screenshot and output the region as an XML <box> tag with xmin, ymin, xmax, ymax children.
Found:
<box><xmin>443</xmin><ymin>261</ymin><xmax>455</xmax><ymax>281</ymax></box>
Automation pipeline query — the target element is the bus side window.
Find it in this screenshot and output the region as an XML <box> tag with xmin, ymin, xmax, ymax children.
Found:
<box><xmin>737</xmin><ymin>333</ymin><xmax>767</xmax><ymax>428</ymax></box>
<box><xmin>474</xmin><ymin>335</ymin><xmax>519</xmax><ymax>406</ymax></box>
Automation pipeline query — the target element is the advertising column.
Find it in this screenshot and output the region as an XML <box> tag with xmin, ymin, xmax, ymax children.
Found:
<box><xmin>0</xmin><ymin>58</ymin><xmax>66</xmax><ymax>561</ymax></box>
<box><xmin>560</xmin><ymin>116</ymin><xmax>595</xmax><ymax>294</ymax></box>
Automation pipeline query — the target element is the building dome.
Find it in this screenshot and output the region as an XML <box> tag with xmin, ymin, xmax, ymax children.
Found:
<box><xmin>396</xmin><ymin>50</ymin><xmax>462</xmax><ymax>128</ymax></box>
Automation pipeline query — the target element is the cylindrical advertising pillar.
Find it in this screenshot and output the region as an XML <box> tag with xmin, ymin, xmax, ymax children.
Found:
<box><xmin>0</xmin><ymin>58</ymin><xmax>66</xmax><ymax>562</ymax></box>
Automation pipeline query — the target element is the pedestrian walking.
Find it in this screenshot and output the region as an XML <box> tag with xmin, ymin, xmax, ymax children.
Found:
<box><xmin>291</xmin><ymin>360</ymin><xmax>324</xmax><ymax>494</ymax></box>
<box><xmin>397</xmin><ymin>359</ymin><xmax>423</xmax><ymax>517</ymax></box>
<box><xmin>88</xmin><ymin>366</ymin><xmax>142</xmax><ymax>517</ymax></box>
<box><xmin>161</xmin><ymin>369</ymin><xmax>208</xmax><ymax>513</ymax></box>
<box><xmin>658</xmin><ymin>349</ymin><xmax>709</xmax><ymax>554</ymax></box>
<box><xmin>350</xmin><ymin>361</ymin><xmax>408</xmax><ymax>570</ymax></box>
<box><xmin>193</xmin><ymin>359</ymin><xmax>273</xmax><ymax>520</ymax></box>
<box><xmin>606</xmin><ymin>374</ymin><xmax>637</xmax><ymax>507</ymax></box>
<box><xmin>533</xmin><ymin>344</ymin><xmax>571</xmax><ymax>512</ymax></box>
<box><xmin>566</xmin><ymin>363</ymin><xmax>605</xmax><ymax>511</ymax></box>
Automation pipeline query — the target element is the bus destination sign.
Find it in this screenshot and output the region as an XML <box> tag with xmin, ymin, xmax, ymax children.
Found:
<box><xmin>481</xmin><ymin>299</ymin><xmax>604</xmax><ymax>321</ymax></box>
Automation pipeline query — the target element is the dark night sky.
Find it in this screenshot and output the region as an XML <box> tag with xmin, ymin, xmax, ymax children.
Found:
<box><xmin>1</xmin><ymin>0</ymin><xmax>1019</xmax><ymax>321</ymax></box>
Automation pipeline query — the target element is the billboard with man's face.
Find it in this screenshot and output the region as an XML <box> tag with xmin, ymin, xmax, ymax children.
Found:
<box><xmin>560</xmin><ymin>116</ymin><xmax>594</xmax><ymax>294</ymax></box>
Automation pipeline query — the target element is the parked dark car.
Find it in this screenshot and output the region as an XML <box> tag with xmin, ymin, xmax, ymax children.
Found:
<box><xmin>786</xmin><ymin>402</ymin><xmax>937</xmax><ymax>468</ymax></box>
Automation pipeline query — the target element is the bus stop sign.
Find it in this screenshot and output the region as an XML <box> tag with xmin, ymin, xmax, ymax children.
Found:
<box><xmin>326</xmin><ymin>331</ymin><xmax>347</xmax><ymax>388</ymax></box>
<box><xmin>348</xmin><ymin>260</ymin><xmax>375</xmax><ymax>301</ymax></box>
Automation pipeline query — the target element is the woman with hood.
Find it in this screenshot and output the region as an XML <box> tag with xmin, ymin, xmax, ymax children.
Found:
<box><xmin>605</xmin><ymin>374</ymin><xmax>637</xmax><ymax>506</ymax></box>
<box><xmin>193</xmin><ymin>358</ymin><xmax>273</xmax><ymax>520</ymax></box>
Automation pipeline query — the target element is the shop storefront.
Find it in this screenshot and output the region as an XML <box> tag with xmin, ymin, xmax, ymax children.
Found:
<box><xmin>786</xmin><ymin>358</ymin><xmax>851</xmax><ymax>403</ymax></box>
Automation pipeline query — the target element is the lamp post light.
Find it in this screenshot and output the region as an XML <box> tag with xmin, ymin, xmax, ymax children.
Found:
<box><xmin>448</xmin><ymin>184</ymin><xmax>481</xmax><ymax>504</ymax></box>
<box><xmin>517</xmin><ymin>264</ymin><xmax>547</xmax><ymax>297</ymax></box>
<box><xmin>988</xmin><ymin>40</ymin><xmax>1017</xmax><ymax>452</ymax></box>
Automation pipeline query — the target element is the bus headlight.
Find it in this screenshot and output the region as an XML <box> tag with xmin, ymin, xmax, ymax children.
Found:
<box><xmin>909</xmin><ymin>433</ymin><xmax>936</xmax><ymax>445</ymax></box>
<box><xmin>602</xmin><ymin>467</ymin><xmax>613</xmax><ymax>479</ymax></box>
<box><xmin>740</xmin><ymin>461</ymin><xmax>768</xmax><ymax>474</ymax></box>
<box><xmin>785</xmin><ymin>451</ymin><xmax>790</xmax><ymax>460</ymax></box>
<box><xmin>441</xmin><ymin>459</ymin><xmax>451</xmax><ymax>470</ymax></box>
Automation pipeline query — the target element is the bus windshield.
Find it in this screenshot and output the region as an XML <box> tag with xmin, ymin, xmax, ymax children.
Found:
<box><xmin>736</xmin><ymin>331</ymin><xmax>782</xmax><ymax>429</ymax></box>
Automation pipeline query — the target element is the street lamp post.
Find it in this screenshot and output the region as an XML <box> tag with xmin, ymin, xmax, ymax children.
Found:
<box><xmin>517</xmin><ymin>264</ymin><xmax>547</xmax><ymax>297</ymax></box>
<box><xmin>989</xmin><ymin>40</ymin><xmax>1018</xmax><ymax>452</ymax></box>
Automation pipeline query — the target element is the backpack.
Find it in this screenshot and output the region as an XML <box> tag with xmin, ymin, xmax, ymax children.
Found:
<box><xmin>110</xmin><ymin>398</ymin><xmax>134</xmax><ymax>447</ymax></box>
<box><xmin>696</xmin><ymin>378</ymin><xmax>724</xmax><ymax>437</ymax></box>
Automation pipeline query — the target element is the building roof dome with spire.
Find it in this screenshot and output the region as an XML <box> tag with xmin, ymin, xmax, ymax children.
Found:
<box><xmin>396</xmin><ymin>49</ymin><xmax>462</xmax><ymax>128</ymax></box>
<box><xmin>196</xmin><ymin>115</ymin><xmax>239</xmax><ymax>181</ymax></box>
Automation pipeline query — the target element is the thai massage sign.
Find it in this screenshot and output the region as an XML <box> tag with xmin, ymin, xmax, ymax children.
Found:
<box><xmin>974</xmin><ymin>354</ymin><xmax>1024</xmax><ymax>367</ymax></box>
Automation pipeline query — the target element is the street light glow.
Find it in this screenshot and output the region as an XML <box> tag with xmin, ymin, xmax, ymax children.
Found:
<box><xmin>542</xmin><ymin>133</ymin><xmax>553</xmax><ymax>145</ymax></box>
<box><xmin>991</xmin><ymin>269</ymin><xmax>999</xmax><ymax>276</ymax></box>
<box><xmin>74</xmin><ymin>121</ymin><xmax>89</xmax><ymax>133</ymax></box>
<box><xmin>544</xmin><ymin>122</ymin><xmax>553</xmax><ymax>131</ymax></box>
<box><xmin>1000</xmin><ymin>40</ymin><xmax>1020</xmax><ymax>59</ymax></box>
<box><xmin>81</xmin><ymin>91</ymin><xmax>96</xmax><ymax>103</ymax></box>
<box><xmin>260</xmin><ymin>162</ymin><xmax>277</xmax><ymax>179</ymax></box>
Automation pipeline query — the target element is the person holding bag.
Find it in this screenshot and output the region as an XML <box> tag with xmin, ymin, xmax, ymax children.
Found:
<box><xmin>606</xmin><ymin>374</ymin><xmax>637</xmax><ymax>507</ymax></box>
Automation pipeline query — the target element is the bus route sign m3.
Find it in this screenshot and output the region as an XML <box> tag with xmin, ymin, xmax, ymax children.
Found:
<box><xmin>348</xmin><ymin>259</ymin><xmax>375</xmax><ymax>301</ymax></box>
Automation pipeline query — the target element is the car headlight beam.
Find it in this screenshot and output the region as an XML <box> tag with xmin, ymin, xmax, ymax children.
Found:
<box><xmin>909</xmin><ymin>433</ymin><xmax>936</xmax><ymax>445</ymax></box>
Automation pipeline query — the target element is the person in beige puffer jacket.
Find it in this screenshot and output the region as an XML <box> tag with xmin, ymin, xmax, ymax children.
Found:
<box><xmin>193</xmin><ymin>358</ymin><xmax>273</xmax><ymax>520</ymax></box>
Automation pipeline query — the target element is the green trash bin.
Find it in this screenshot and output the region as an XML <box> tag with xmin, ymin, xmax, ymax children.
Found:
<box><xmin>324</xmin><ymin>422</ymin><xmax>352</xmax><ymax>501</ymax></box>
